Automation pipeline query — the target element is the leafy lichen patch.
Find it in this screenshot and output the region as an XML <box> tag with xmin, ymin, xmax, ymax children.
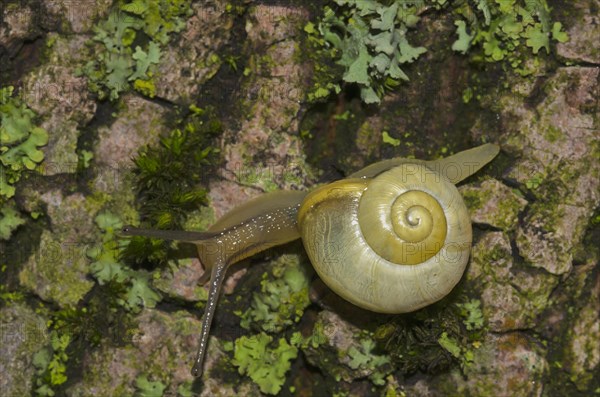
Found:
<box><xmin>302</xmin><ymin>310</ymin><xmax>391</xmax><ymax>386</ymax></box>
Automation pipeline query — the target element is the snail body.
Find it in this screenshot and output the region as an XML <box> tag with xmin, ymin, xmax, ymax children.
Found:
<box><xmin>122</xmin><ymin>143</ymin><xmax>499</xmax><ymax>376</ymax></box>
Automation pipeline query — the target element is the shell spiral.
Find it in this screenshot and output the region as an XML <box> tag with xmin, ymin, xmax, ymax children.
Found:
<box><xmin>298</xmin><ymin>163</ymin><xmax>472</xmax><ymax>314</ymax></box>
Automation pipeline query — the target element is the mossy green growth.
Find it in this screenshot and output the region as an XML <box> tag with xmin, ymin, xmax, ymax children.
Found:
<box><xmin>0</xmin><ymin>86</ymin><xmax>48</xmax><ymax>179</ymax></box>
<box><xmin>376</xmin><ymin>299</ymin><xmax>485</xmax><ymax>374</ymax></box>
<box><xmin>239</xmin><ymin>254</ymin><xmax>311</xmax><ymax>333</ymax></box>
<box><xmin>81</xmin><ymin>0</ymin><xmax>192</xmax><ymax>100</ymax></box>
<box><xmin>87</xmin><ymin>211</ymin><xmax>162</xmax><ymax>312</ymax></box>
<box><xmin>122</xmin><ymin>106</ymin><xmax>221</xmax><ymax>264</ymax></box>
<box><xmin>228</xmin><ymin>332</ymin><xmax>298</xmax><ymax>395</ymax></box>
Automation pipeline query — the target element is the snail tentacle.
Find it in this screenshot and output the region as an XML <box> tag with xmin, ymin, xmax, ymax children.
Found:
<box><xmin>349</xmin><ymin>143</ymin><xmax>499</xmax><ymax>181</ymax></box>
<box><xmin>191</xmin><ymin>248</ymin><xmax>227</xmax><ymax>377</ymax></box>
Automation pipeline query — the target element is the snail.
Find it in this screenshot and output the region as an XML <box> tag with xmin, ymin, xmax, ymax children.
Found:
<box><xmin>121</xmin><ymin>143</ymin><xmax>499</xmax><ymax>377</ymax></box>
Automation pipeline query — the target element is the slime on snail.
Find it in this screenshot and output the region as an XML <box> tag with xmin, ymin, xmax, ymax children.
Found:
<box><xmin>121</xmin><ymin>143</ymin><xmax>500</xmax><ymax>377</ymax></box>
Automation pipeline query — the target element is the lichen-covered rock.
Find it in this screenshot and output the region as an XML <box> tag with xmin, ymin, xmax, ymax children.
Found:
<box><xmin>561</xmin><ymin>271</ymin><xmax>600</xmax><ymax>390</ymax></box>
<box><xmin>19</xmin><ymin>190</ymin><xmax>100</xmax><ymax>307</ymax></box>
<box><xmin>302</xmin><ymin>310</ymin><xmax>390</xmax><ymax>385</ymax></box>
<box><xmin>92</xmin><ymin>94</ymin><xmax>168</xmax><ymax>194</ymax></box>
<box><xmin>22</xmin><ymin>34</ymin><xmax>97</xmax><ymax>175</ymax></box>
<box><xmin>0</xmin><ymin>3</ymin><xmax>38</xmax><ymax>56</ymax></box>
<box><xmin>66</xmin><ymin>309</ymin><xmax>217</xmax><ymax>396</ymax></box>
<box><xmin>459</xmin><ymin>179</ymin><xmax>527</xmax><ymax>231</ymax></box>
<box><xmin>468</xmin><ymin>232</ymin><xmax>558</xmax><ymax>332</ymax></box>
<box><xmin>42</xmin><ymin>0</ymin><xmax>112</xmax><ymax>33</ymax></box>
<box><xmin>467</xmin><ymin>231</ymin><xmax>514</xmax><ymax>283</ymax></box>
<box><xmin>556</xmin><ymin>0</ymin><xmax>600</xmax><ymax>64</ymax></box>
<box><xmin>500</xmin><ymin>67</ymin><xmax>599</xmax><ymax>275</ymax></box>
<box><xmin>208</xmin><ymin>4</ymin><xmax>314</xmax><ymax>219</ymax></box>
<box><xmin>408</xmin><ymin>333</ymin><xmax>547</xmax><ymax>396</ymax></box>
<box><xmin>153</xmin><ymin>257</ymin><xmax>208</xmax><ymax>302</ymax></box>
<box><xmin>153</xmin><ymin>1</ymin><xmax>234</xmax><ymax>103</ymax></box>
<box><xmin>0</xmin><ymin>303</ymin><xmax>48</xmax><ymax>397</ymax></box>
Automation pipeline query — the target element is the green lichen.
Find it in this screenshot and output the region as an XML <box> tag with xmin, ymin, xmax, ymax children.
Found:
<box><xmin>134</xmin><ymin>374</ymin><xmax>166</xmax><ymax>397</ymax></box>
<box><xmin>450</xmin><ymin>0</ymin><xmax>567</xmax><ymax>69</ymax></box>
<box><xmin>382</xmin><ymin>131</ymin><xmax>401</xmax><ymax>147</ymax></box>
<box><xmin>290</xmin><ymin>321</ymin><xmax>329</xmax><ymax>350</ymax></box>
<box><xmin>0</xmin><ymin>85</ymin><xmax>48</xmax><ymax>239</ymax></box>
<box><xmin>227</xmin><ymin>332</ymin><xmax>298</xmax><ymax>395</ymax></box>
<box><xmin>87</xmin><ymin>210</ymin><xmax>162</xmax><ymax>312</ymax></box>
<box><xmin>305</xmin><ymin>0</ymin><xmax>427</xmax><ymax>104</ymax></box>
<box><xmin>239</xmin><ymin>254</ymin><xmax>311</xmax><ymax>334</ymax></box>
<box><xmin>305</xmin><ymin>0</ymin><xmax>567</xmax><ymax>104</ymax></box>
<box><xmin>346</xmin><ymin>337</ymin><xmax>392</xmax><ymax>386</ymax></box>
<box><xmin>456</xmin><ymin>299</ymin><xmax>485</xmax><ymax>331</ymax></box>
<box><xmin>0</xmin><ymin>204</ymin><xmax>25</xmax><ymax>240</ymax></box>
<box><xmin>32</xmin><ymin>331</ymin><xmax>71</xmax><ymax>396</ymax></box>
<box><xmin>81</xmin><ymin>0</ymin><xmax>192</xmax><ymax>100</ymax></box>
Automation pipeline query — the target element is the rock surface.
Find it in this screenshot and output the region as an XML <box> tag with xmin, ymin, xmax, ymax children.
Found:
<box><xmin>66</xmin><ymin>309</ymin><xmax>203</xmax><ymax>396</ymax></box>
<box><xmin>19</xmin><ymin>190</ymin><xmax>99</xmax><ymax>307</ymax></box>
<box><xmin>22</xmin><ymin>35</ymin><xmax>97</xmax><ymax>175</ymax></box>
<box><xmin>154</xmin><ymin>1</ymin><xmax>234</xmax><ymax>104</ymax></box>
<box><xmin>501</xmin><ymin>67</ymin><xmax>599</xmax><ymax>275</ymax></box>
<box><xmin>407</xmin><ymin>333</ymin><xmax>548</xmax><ymax>396</ymax></box>
<box><xmin>0</xmin><ymin>304</ymin><xmax>48</xmax><ymax>397</ymax></box>
<box><xmin>556</xmin><ymin>0</ymin><xmax>600</xmax><ymax>64</ymax></box>
<box><xmin>208</xmin><ymin>4</ymin><xmax>314</xmax><ymax>220</ymax></box>
<box><xmin>460</xmin><ymin>178</ymin><xmax>527</xmax><ymax>231</ymax></box>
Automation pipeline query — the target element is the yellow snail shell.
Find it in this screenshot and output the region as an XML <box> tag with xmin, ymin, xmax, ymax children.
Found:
<box><xmin>298</xmin><ymin>163</ymin><xmax>471</xmax><ymax>314</ymax></box>
<box><xmin>121</xmin><ymin>143</ymin><xmax>500</xmax><ymax>377</ymax></box>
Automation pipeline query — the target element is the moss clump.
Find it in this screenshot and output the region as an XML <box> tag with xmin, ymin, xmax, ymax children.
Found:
<box><xmin>81</xmin><ymin>0</ymin><xmax>193</xmax><ymax>100</ymax></box>
<box><xmin>122</xmin><ymin>106</ymin><xmax>221</xmax><ymax>264</ymax></box>
<box><xmin>376</xmin><ymin>299</ymin><xmax>485</xmax><ymax>374</ymax></box>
